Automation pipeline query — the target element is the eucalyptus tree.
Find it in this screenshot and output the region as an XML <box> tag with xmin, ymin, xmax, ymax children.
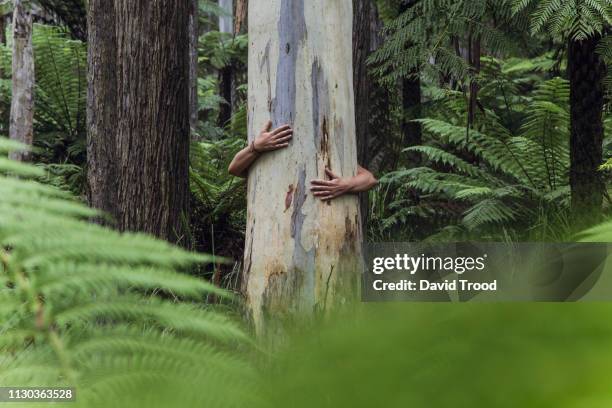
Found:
<box><xmin>514</xmin><ymin>0</ymin><xmax>611</xmax><ymax>228</ymax></box>
<box><xmin>245</xmin><ymin>0</ymin><xmax>362</xmax><ymax>334</ymax></box>
<box><xmin>9</xmin><ymin>0</ymin><xmax>34</xmax><ymax>161</ymax></box>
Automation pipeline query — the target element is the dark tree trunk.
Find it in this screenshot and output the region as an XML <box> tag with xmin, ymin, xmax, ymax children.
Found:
<box><xmin>218</xmin><ymin>66</ymin><xmax>233</xmax><ymax>127</ymax></box>
<box><xmin>189</xmin><ymin>0</ymin><xmax>199</xmax><ymax>136</ymax></box>
<box><xmin>0</xmin><ymin>13</ymin><xmax>6</xmax><ymax>45</ymax></box>
<box><xmin>37</xmin><ymin>0</ymin><xmax>87</xmax><ymax>41</ymax></box>
<box><xmin>353</xmin><ymin>0</ymin><xmax>372</xmax><ymax>168</ymax></box>
<box><xmin>467</xmin><ymin>32</ymin><xmax>481</xmax><ymax>130</ymax></box>
<box><xmin>568</xmin><ymin>34</ymin><xmax>606</xmax><ymax>229</ymax></box>
<box><xmin>401</xmin><ymin>76</ymin><xmax>421</xmax><ymax>163</ymax></box>
<box><xmin>114</xmin><ymin>0</ymin><xmax>191</xmax><ymax>244</ymax></box>
<box><xmin>87</xmin><ymin>0</ymin><xmax>118</xmax><ymax>223</ymax></box>
<box><xmin>353</xmin><ymin>0</ymin><xmax>378</xmax><ymax>235</ymax></box>
<box><xmin>217</xmin><ymin>0</ymin><xmax>233</xmax><ymax>128</ymax></box>
<box><xmin>399</xmin><ymin>0</ymin><xmax>421</xmax><ymax>167</ymax></box>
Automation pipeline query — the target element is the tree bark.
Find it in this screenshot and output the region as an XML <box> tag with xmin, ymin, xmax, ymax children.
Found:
<box><xmin>399</xmin><ymin>0</ymin><xmax>421</xmax><ymax>167</ymax></box>
<box><xmin>87</xmin><ymin>0</ymin><xmax>118</xmax><ymax>222</ymax></box>
<box><xmin>218</xmin><ymin>0</ymin><xmax>233</xmax><ymax>127</ymax></box>
<box><xmin>189</xmin><ymin>0</ymin><xmax>199</xmax><ymax>135</ymax></box>
<box><xmin>353</xmin><ymin>0</ymin><xmax>371</xmax><ymax>168</ymax></box>
<box><xmin>0</xmin><ymin>12</ymin><xmax>6</xmax><ymax>46</ymax></box>
<box><xmin>353</xmin><ymin>0</ymin><xmax>380</xmax><ymax>236</ymax></box>
<box><xmin>568</xmin><ymin>34</ymin><xmax>606</xmax><ymax>229</ymax></box>
<box><xmin>401</xmin><ymin>76</ymin><xmax>421</xmax><ymax>162</ymax></box>
<box><xmin>37</xmin><ymin>0</ymin><xmax>87</xmax><ymax>41</ymax></box>
<box><xmin>234</xmin><ymin>0</ymin><xmax>247</xmax><ymax>34</ymax></box>
<box><xmin>245</xmin><ymin>0</ymin><xmax>362</xmax><ymax>335</ymax></box>
<box><xmin>114</xmin><ymin>0</ymin><xmax>191</xmax><ymax>244</ymax></box>
<box><xmin>9</xmin><ymin>0</ymin><xmax>34</xmax><ymax>162</ymax></box>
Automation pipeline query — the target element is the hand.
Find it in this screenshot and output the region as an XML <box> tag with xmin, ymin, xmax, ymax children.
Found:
<box><xmin>253</xmin><ymin>120</ymin><xmax>293</xmax><ymax>152</ymax></box>
<box><xmin>310</xmin><ymin>168</ymin><xmax>351</xmax><ymax>201</ymax></box>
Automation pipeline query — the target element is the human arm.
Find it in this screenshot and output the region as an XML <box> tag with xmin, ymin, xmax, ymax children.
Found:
<box><xmin>228</xmin><ymin>120</ymin><xmax>293</xmax><ymax>178</ymax></box>
<box><xmin>310</xmin><ymin>166</ymin><xmax>378</xmax><ymax>201</ymax></box>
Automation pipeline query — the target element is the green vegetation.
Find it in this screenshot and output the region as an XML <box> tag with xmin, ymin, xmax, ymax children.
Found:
<box><xmin>0</xmin><ymin>139</ymin><xmax>255</xmax><ymax>407</ymax></box>
<box><xmin>0</xmin><ymin>1</ymin><xmax>611</xmax><ymax>406</ymax></box>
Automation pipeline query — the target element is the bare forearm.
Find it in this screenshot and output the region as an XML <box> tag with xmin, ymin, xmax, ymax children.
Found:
<box><xmin>228</xmin><ymin>146</ymin><xmax>260</xmax><ymax>178</ymax></box>
<box><xmin>228</xmin><ymin>121</ymin><xmax>293</xmax><ymax>178</ymax></box>
<box><xmin>347</xmin><ymin>170</ymin><xmax>378</xmax><ymax>193</ymax></box>
<box><xmin>310</xmin><ymin>166</ymin><xmax>377</xmax><ymax>201</ymax></box>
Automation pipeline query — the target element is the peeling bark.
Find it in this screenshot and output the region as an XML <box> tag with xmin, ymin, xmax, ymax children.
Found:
<box><xmin>9</xmin><ymin>0</ymin><xmax>34</xmax><ymax>162</ymax></box>
<box><xmin>245</xmin><ymin>0</ymin><xmax>362</xmax><ymax>335</ymax></box>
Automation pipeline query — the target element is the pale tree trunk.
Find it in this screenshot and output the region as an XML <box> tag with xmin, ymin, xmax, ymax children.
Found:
<box><xmin>189</xmin><ymin>0</ymin><xmax>198</xmax><ymax>135</ymax></box>
<box><xmin>245</xmin><ymin>0</ymin><xmax>362</xmax><ymax>335</ymax></box>
<box><xmin>219</xmin><ymin>0</ymin><xmax>233</xmax><ymax>33</ymax></box>
<box><xmin>87</xmin><ymin>0</ymin><xmax>118</xmax><ymax>223</ymax></box>
<box><xmin>114</xmin><ymin>0</ymin><xmax>191</xmax><ymax>245</ymax></box>
<box><xmin>218</xmin><ymin>0</ymin><xmax>233</xmax><ymax>127</ymax></box>
<box><xmin>9</xmin><ymin>0</ymin><xmax>34</xmax><ymax>162</ymax></box>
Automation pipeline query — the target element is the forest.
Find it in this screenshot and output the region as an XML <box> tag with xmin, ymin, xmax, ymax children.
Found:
<box><xmin>0</xmin><ymin>0</ymin><xmax>611</xmax><ymax>407</ymax></box>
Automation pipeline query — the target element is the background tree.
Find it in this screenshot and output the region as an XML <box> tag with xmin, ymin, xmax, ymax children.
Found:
<box><xmin>86</xmin><ymin>0</ymin><xmax>117</xmax><ymax>222</ymax></box>
<box><xmin>218</xmin><ymin>0</ymin><xmax>234</xmax><ymax>127</ymax></box>
<box><xmin>244</xmin><ymin>0</ymin><xmax>362</xmax><ymax>334</ymax></box>
<box><xmin>9</xmin><ymin>0</ymin><xmax>34</xmax><ymax>161</ymax></box>
<box><xmin>114</xmin><ymin>0</ymin><xmax>191</xmax><ymax>244</ymax></box>
<box><xmin>514</xmin><ymin>0</ymin><xmax>611</xmax><ymax>229</ymax></box>
<box><xmin>189</xmin><ymin>0</ymin><xmax>199</xmax><ymax>134</ymax></box>
<box><xmin>36</xmin><ymin>0</ymin><xmax>87</xmax><ymax>41</ymax></box>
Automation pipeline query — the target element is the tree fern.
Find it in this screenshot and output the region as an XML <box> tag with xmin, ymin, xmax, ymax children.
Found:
<box><xmin>0</xmin><ymin>138</ymin><xmax>256</xmax><ymax>407</ymax></box>
<box><xmin>514</xmin><ymin>0</ymin><xmax>611</xmax><ymax>40</ymax></box>
<box><xmin>376</xmin><ymin>78</ymin><xmax>571</xmax><ymax>240</ymax></box>
<box><xmin>370</xmin><ymin>0</ymin><xmax>529</xmax><ymax>85</ymax></box>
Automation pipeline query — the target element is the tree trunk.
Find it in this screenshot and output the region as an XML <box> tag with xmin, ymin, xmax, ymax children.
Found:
<box><xmin>399</xmin><ymin>0</ymin><xmax>421</xmax><ymax>167</ymax></box>
<box><xmin>9</xmin><ymin>0</ymin><xmax>34</xmax><ymax>162</ymax></box>
<box><xmin>353</xmin><ymin>0</ymin><xmax>371</xmax><ymax>168</ymax></box>
<box><xmin>353</xmin><ymin>0</ymin><xmax>380</xmax><ymax>236</ymax></box>
<box><xmin>189</xmin><ymin>0</ymin><xmax>199</xmax><ymax>136</ymax></box>
<box><xmin>365</xmin><ymin>6</ymin><xmax>391</xmax><ymax>174</ymax></box>
<box><xmin>467</xmin><ymin>32</ymin><xmax>481</xmax><ymax>130</ymax></box>
<box><xmin>87</xmin><ymin>0</ymin><xmax>118</xmax><ymax>223</ymax></box>
<box><xmin>401</xmin><ymin>76</ymin><xmax>421</xmax><ymax>162</ymax></box>
<box><xmin>114</xmin><ymin>0</ymin><xmax>191</xmax><ymax>244</ymax></box>
<box><xmin>245</xmin><ymin>0</ymin><xmax>362</xmax><ymax>335</ymax></box>
<box><xmin>568</xmin><ymin>34</ymin><xmax>606</xmax><ymax>229</ymax></box>
<box><xmin>218</xmin><ymin>0</ymin><xmax>233</xmax><ymax>127</ymax></box>
<box><xmin>234</xmin><ymin>0</ymin><xmax>247</xmax><ymax>34</ymax></box>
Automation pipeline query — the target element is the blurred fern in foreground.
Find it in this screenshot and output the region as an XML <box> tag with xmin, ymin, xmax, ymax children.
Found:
<box><xmin>0</xmin><ymin>139</ymin><xmax>255</xmax><ymax>407</ymax></box>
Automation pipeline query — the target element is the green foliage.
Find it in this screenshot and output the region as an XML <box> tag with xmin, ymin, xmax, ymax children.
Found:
<box><xmin>374</xmin><ymin>77</ymin><xmax>572</xmax><ymax>241</ymax></box>
<box><xmin>267</xmin><ymin>303</ymin><xmax>612</xmax><ymax>408</ymax></box>
<box><xmin>578</xmin><ymin>218</ymin><xmax>612</xmax><ymax>242</ymax></box>
<box><xmin>189</xmin><ymin>107</ymin><xmax>248</xmax><ymax>282</ymax></box>
<box><xmin>513</xmin><ymin>0</ymin><xmax>612</xmax><ymax>40</ymax></box>
<box><xmin>0</xmin><ymin>24</ymin><xmax>87</xmax><ymax>194</ymax></box>
<box><xmin>0</xmin><ymin>138</ymin><xmax>256</xmax><ymax>407</ymax></box>
<box><xmin>369</xmin><ymin>0</ymin><xmax>532</xmax><ymax>86</ymax></box>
